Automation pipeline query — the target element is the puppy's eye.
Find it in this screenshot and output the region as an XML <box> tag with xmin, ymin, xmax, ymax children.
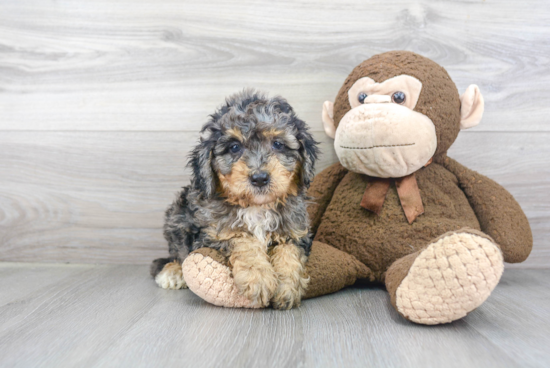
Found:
<box><xmin>272</xmin><ymin>141</ymin><xmax>284</xmax><ymax>150</ymax></box>
<box><xmin>358</xmin><ymin>92</ymin><xmax>368</xmax><ymax>104</ymax></box>
<box><xmin>392</xmin><ymin>91</ymin><xmax>406</xmax><ymax>104</ymax></box>
<box><xmin>229</xmin><ymin>143</ymin><xmax>242</xmax><ymax>153</ymax></box>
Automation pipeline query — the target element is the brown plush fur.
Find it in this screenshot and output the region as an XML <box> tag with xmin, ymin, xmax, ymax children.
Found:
<box><xmin>307</xmin><ymin>156</ymin><xmax>532</xmax><ymax>294</ymax></box>
<box><xmin>301</xmin><ymin>51</ymin><xmax>532</xmax><ymax>306</ymax></box>
<box><xmin>303</xmin><ymin>241</ymin><xmax>374</xmax><ymax>299</ymax></box>
<box><xmin>306</xmin><ymin>162</ymin><xmax>349</xmax><ymax>235</ymax></box>
<box><xmin>441</xmin><ymin>156</ymin><xmax>533</xmax><ymax>263</ymax></box>
<box><xmin>332</xmin><ymin>51</ymin><xmax>461</xmax><ymax>158</ymax></box>
<box><xmin>312</xmin><ymin>162</ymin><xmax>483</xmax><ymax>279</ymax></box>
<box><xmin>384</xmin><ymin>251</ymin><xmax>418</xmax><ymax>313</ymax></box>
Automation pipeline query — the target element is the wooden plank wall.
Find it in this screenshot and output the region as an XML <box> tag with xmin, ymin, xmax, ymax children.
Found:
<box><xmin>0</xmin><ymin>0</ymin><xmax>548</xmax><ymax>267</ymax></box>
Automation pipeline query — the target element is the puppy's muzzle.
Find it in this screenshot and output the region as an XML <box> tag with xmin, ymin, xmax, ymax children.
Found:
<box><xmin>250</xmin><ymin>171</ymin><xmax>270</xmax><ymax>188</ymax></box>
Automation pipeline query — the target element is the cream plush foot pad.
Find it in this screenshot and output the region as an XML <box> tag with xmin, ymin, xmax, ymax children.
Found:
<box><xmin>182</xmin><ymin>253</ymin><xmax>259</xmax><ymax>308</ymax></box>
<box><xmin>396</xmin><ymin>232</ymin><xmax>504</xmax><ymax>325</ymax></box>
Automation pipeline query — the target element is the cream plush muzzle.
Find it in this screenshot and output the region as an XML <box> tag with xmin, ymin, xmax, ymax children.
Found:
<box><xmin>334</xmin><ymin>103</ymin><xmax>437</xmax><ymax>178</ymax></box>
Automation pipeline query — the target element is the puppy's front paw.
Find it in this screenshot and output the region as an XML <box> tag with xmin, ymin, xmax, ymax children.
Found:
<box><xmin>270</xmin><ymin>243</ymin><xmax>309</xmax><ymax>310</ymax></box>
<box><xmin>155</xmin><ymin>261</ymin><xmax>187</xmax><ymax>290</ymax></box>
<box><xmin>271</xmin><ymin>274</ymin><xmax>309</xmax><ymax>310</ymax></box>
<box><xmin>233</xmin><ymin>263</ymin><xmax>278</xmax><ymax>308</ymax></box>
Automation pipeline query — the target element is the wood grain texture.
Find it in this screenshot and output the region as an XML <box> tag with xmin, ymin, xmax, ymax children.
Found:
<box><xmin>1</xmin><ymin>263</ymin><xmax>549</xmax><ymax>367</ymax></box>
<box><xmin>0</xmin><ymin>0</ymin><xmax>548</xmax><ymax>266</ymax></box>
<box><xmin>465</xmin><ymin>269</ymin><xmax>550</xmax><ymax>367</ymax></box>
<box><xmin>0</xmin><ymin>131</ymin><xmax>335</xmax><ymax>264</ymax></box>
<box><xmin>0</xmin><ymin>0</ymin><xmax>549</xmax><ymax>132</ymax></box>
<box><xmin>0</xmin><ymin>131</ymin><xmax>547</xmax><ymax>266</ymax></box>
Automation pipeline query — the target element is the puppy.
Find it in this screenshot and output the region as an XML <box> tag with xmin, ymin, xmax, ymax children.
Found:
<box><xmin>150</xmin><ymin>89</ymin><xmax>319</xmax><ymax>309</ymax></box>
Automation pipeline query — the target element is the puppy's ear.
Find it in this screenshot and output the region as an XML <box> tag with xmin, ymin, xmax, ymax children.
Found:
<box><xmin>295</xmin><ymin>119</ymin><xmax>319</xmax><ymax>188</ymax></box>
<box><xmin>189</xmin><ymin>126</ymin><xmax>219</xmax><ymax>198</ymax></box>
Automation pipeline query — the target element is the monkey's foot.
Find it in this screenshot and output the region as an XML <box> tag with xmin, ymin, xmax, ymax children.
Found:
<box><xmin>391</xmin><ymin>230</ymin><xmax>504</xmax><ymax>325</ymax></box>
<box><xmin>182</xmin><ymin>249</ymin><xmax>260</xmax><ymax>309</ymax></box>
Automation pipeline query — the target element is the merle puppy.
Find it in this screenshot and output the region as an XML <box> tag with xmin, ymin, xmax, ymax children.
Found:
<box><xmin>150</xmin><ymin>90</ymin><xmax>319</xmax><ymax>309</ymax></box>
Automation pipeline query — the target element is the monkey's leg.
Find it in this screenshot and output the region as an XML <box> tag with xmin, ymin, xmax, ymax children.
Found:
<box><xmin>385</xmin><ymin>228</ymin><xmax>504</xmax><ymax>325</ymax></box>
<box><xmin>303</xmin><ymin>241</ymin><xmax>374</xmax><ymax>299</ymax></box>
<box><xmin>182</xmin><ymin>241</ymin><xmax>374</xmax><ymax>308</ymax></box>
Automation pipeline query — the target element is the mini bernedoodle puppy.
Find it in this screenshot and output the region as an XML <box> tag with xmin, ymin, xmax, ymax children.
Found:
<box><xmin>150</xmin><ymin>89</ymin><xmax>319</xmax><ymax>309</ymax></box>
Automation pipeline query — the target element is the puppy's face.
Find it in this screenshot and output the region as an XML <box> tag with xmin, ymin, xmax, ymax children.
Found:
<box><xmin>214</xmin><ymin>126</ymin><xmax>302</xmax><ymax>206</ymax></box>
<box><xmin>190</xmin><ymin>91</ymin><xmax>318</xmax><ymax>207</ymax></box>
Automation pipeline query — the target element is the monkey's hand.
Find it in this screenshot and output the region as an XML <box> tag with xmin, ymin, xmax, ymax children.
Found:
<box><xmin>307</xmin><ymin>162</ymin><xmax>348</xmax><ymax>235</ymax></box>
<box><xmin>443</xmin><ymin>157</ymin><xmax>533</xmax><ymax>263</ymax></box>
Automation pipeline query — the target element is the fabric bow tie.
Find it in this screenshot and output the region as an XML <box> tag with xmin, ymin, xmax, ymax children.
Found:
<box><xmin>360</xmin><ymin>173</ymin><xmax>424</xmax><ymax>224</ymax></box>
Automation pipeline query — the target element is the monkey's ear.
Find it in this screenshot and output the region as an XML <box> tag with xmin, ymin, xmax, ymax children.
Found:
<box><xmin>460</xmin><ymin>85</ymin><xmax>484</xmax><ymax>130</ymax></box>
<box><xmin>322</xmin><ymin>101</ymin><xmax>336</xmax><ymax>139</ymax></box>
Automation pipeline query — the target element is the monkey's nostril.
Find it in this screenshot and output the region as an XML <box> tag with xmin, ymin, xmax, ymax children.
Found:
<box><xmin>250</xmin><ymin>172</ymin><xmax>270</xmax><ymax>188</ymax></box>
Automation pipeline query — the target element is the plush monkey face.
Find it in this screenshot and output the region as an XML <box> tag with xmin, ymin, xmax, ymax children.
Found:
<box><xmin>322</xmin><ymin>51</ymin><xmax>484</xmax><ymax>178</ymax></box>
<box><xmin>334</xmin><ymin>74</ymin><xmax>436</xmax><ymax>178</ymax></box>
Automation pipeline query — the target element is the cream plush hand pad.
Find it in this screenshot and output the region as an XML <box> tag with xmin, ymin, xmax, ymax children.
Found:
<box><xmin>182</xmin><ymin>253</ymin><xmax>259</xmax><ymax>308</ymax></box>
<box><xmin>396</xmin><ymin>232</ymin><xmax>504</xmax><ymax>325</ymax></box>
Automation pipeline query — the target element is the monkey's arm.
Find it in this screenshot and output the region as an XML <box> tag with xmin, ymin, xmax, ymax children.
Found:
<box><xmin>443</xmin><ymin>157</ymin><xmax>532</xmax><ymax>263</ymax></box>
<box><xmin>307</xmin><ymin>162</ymin><xmax>348</xmax><ymax>235</ymax></box>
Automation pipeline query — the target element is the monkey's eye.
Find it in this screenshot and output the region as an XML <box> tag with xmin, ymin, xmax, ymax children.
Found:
<box><xmin>392</xmin><ymin>91</ymin><xmax>406</xmax><ymax>104</ymax></box>
<box><xmin>229</xmin><ymin>143</ymin><xmax>242</xmax><ymax>153</ymax></box>
<box><xmin>357</xmin><ymin>92</ymin><xmax>368</xmax><ymax>104</ymax></box>
<box><xmin>272</xmin><ymin>141</ymin><xmax>284</xmax><ymax>150</ymax></box>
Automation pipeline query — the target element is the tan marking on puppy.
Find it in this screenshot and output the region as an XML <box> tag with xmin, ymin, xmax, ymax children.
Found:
<box><xmin>155</xmin><ymin>261</ymin><xmax>187</xmax><ymax>290</ymax></box>
<box><xmin>218</xmin><ymin>159</ymin><xmax>255</xmax><ymax>207</ymax></box>
<box><xmin>270</xmin><ymin>242</ymin><xmax>309</xmax><ymax>309</ymax></box>
<box><xmin>218</xmin><ymin>155</ymin><xmax>298</xmax><ymax>207</ymax></box>
<box><xmin>204</xmin><ymin>226</ymin><xmax>244</xmax><ymax>242</ymax></box>
<box><xmin>262</xmin><ymin>128</ymin><xmax>285</xmax><ymax>139</ymax></box>
<box><xmin>226</xmin><ymin>128</ymin><xmax>244</xmax><ymax>141</ymax></box>
<box><xmin>230</xmin><ymin>236</ymin><xmax>278</xmax><ymax>308</ymax></box>
<box><xmin>292</xmin><ymin>161</ymin><xmax>303</xmax><ymax>188</ymax></box>
<box><xmin>265</xmin><ymin>156</ymin><xmax>298</xmax><ymax>203</ymax></box>
<box><xmin>290</xmin><ymin>228</ymin><xmax>309</xmax><ymax>241</ymax></box>
<box><xmin>270</xmin><ymin>229</ymin><xmax>308</xmax><ymax>245</ymax></box>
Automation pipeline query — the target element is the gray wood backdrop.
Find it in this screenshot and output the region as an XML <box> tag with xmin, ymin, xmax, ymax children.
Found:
<box><xmin>0</xmin><ymin>0</ymin><xmax>548</xmax><ymax>268</ymax></box>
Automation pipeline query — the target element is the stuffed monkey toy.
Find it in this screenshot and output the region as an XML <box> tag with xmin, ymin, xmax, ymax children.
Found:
<box><xmin>181</xmin><ymin>51</ymin><xmax>532</xmax><ymax>325</ymax></box>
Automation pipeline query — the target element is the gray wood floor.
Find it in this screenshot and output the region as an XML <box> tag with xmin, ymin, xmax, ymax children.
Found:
<box><xmin>0</xmin><ymin>263</ymin><xmax>549</xmax><ymax>368</ymax></box>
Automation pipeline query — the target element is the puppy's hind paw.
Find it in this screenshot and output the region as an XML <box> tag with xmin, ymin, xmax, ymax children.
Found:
<box><xmin>155</xmin><ymin>261</ymin><xmax>187</xmax><ymax>290</ymax></box>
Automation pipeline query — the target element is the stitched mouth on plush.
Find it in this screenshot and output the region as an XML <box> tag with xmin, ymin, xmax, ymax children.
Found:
<box><xmin>339</xmin><ymin>143</ymin><xmax>416</xmax><ymax>150</ymax></box>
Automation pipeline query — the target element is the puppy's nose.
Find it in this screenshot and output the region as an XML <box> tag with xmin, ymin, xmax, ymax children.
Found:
<box><xmin>250</xmin><ymin>172</ymin><xmax>270</xmax><ymax>187</ymax></box>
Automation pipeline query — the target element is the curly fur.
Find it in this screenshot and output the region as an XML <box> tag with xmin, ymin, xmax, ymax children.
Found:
<box><xmin>151</xmin><ymin>89</ymin><xmax>319</xmax><ymax>307</ymax></box>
